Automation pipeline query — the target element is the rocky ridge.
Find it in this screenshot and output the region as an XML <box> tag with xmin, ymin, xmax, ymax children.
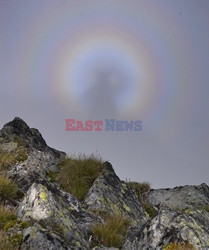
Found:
<box><xmin>0</xmin><ymin>117</ymin><xmax>208</xmax><ymax>249</ymax></box>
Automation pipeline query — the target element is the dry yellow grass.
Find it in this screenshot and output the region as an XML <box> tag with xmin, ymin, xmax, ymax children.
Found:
<box><xmin>0</xmin><ymin>230</ymin><xmax>19</xmax><ymax>250</ymax></box>
<box><xmin>0</xmin><ymin>148</ymin><xmax>27</xmax><ymax>171</ymax></box>
<box><xmin>163</xmin><ymin>242</ymin><xmax>196</xmax><ymax>250</ymax></box>
<box><xmin>0</xmin><ymin>175</ymin><xmax>19</xmax><ymax>201</ymax></box>
<box><xmin>91</xmin><ymin>214</ymin><xmax>130</xmax><ymax>248</ymax></box>
<box><xmin>0</xmin><ymin>205</ymin><xmax>16</xmax><ymax>230</ymax></box>
<box><xmin>57</xmin><ymin>154</ymin><xmax>103</xmax><ymax>200</ymax></box>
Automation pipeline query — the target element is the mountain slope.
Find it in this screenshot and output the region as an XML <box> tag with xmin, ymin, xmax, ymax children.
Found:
<box><xmin>0</xmin><ymin>117</ymin><xmax>208</xmax><ymax>250</ymax></box>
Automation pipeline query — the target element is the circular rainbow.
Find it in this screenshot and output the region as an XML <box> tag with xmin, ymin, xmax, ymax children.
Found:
<box><xmin>11</xmin><ymin>0</ymin><xmax>195</xmax><ymax>140</ymax></box>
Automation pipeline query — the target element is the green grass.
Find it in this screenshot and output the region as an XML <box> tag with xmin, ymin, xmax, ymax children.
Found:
<box><xmin>143</xmin><ymin>201</ymin><xmax>156</xmax><ymax>218</ymax></box>
<box><xmin>202</xmin><ymin>206</ymin><xmax>209</xmax><ymax>213</ymax></box>
<box><xmin>47</xmin><ymin>170</ymin><xmax>58</xmax><ymax>182</ymax></box>
<box><xmin>19</xmin><ymin>221</ymin><xmax>32</xmax><ymax>229</ymax></box>
<box><xmin>0</xmin><ymin>147</ymin><xmax>27</xmax><ymax>171</ymax></box>
<box><xmin>0</xmin><ymin>230</ymin><xmax>19</xmax><ymax>250</ymax></box>
<box><xmin>91</xmin><ymin>213</ymin><xmax>130</xmax><ymax>248</ymax></box>
<box><xmin>4</xmin><ymin>220</ymin><xmax>17</xmax><ymax>231</ymax></box>
<box><xmin>127</xmin><ymin>181</ymin><xmax>156</xmax><ymax>217</ymax></box>
<box><xmin>0</xmin><ymin>175</ymin><xmax>19</xmax><ymax>201</ymax></box>
<box><xmin>0</xmin><ymin>205</ymin><xmax>17</xmax><ymax>230</ymax></box>
<box><xmin>163</xmin><ymin>242</ymin><xmax>196</xmax><ymax>250</ymax></box>
<box><xmin>0</xmin><ymin>136</ymin><xmax>27</xmax><ymax>171</ymax></box>
<box><xmin>127</xmin><ymin>181</ymin><xmax>150</xmax><ymax>199</ymax></box>
<box><xmin>0</xmin><ymin>204</ymin><xmax>23</xmax><ymax>249</ymax></box>
<box><xmin>9</xmin><ymin>233</ymin><xmax>23</xmax><ymax>246</ymax></box>
<box><xmin>57</xmin><ymin>154</ymin><xmax>103</xmax><ymax>200</ymax></box>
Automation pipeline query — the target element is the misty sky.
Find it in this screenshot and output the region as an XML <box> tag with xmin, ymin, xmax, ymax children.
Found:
<box><xmin>1</xmin><ymin>0</ymin><xmax>209</xmax><ymax>188</ymax></box>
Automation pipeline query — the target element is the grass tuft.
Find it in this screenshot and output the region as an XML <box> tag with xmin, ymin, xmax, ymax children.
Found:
<box><xmin>127</xmin><ymin>181</ymin><xmax>150</xmax><ymax>199</ymax></box>
<box><xmin>0</xmin><ymin>205</ymin><xmax>17</xmax><ymax>230</ymax></box>
<box><xmin>0</xmin><ymin>175</ymin><xmax>19</xmax><ymax>201</ymax></box>
<box><xmin>57</xmin><ymin>154</ymin><xmax>103</xmax><ymax>200</ymax></box>
<box><xmin>127</xmin><ymin>181</ymin><xmax>156</xmax><ymax>217</ymax></box>
<box><xmin>0</xmin><ymin>230</ymin><xmax>19</xmax><ymax>250</ymax></box>
<box><xmin>143</xmin><ymin>201</ymin><xmax>156</xmax><ymax>218</ymax></box>
<box><xmin>201</xmin><ymin>206</ymin><xmax>209</xmax><ymax>213</ymax></box>
<box><xmin>163</xmin><ymin>242</ymin><xmax>196</xmax><ymax>250</ymax></box>
<box><xmin>4</xmin><ymin>220</ymin><xmax>17</xmax><ymax>231</ymax></box>
<box><xmin>91</xmin><ymin>213</ymin><xmax>130</xmax><ymax>248</ymax></box>
<box><xmin>0</xmin><ymin>147</ymin><xmax>27</xmax><ymax>171</ymax></box>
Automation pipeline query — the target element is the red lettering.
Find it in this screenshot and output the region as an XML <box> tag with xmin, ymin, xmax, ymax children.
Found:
<box><xmin>94</xmin><ymin>121</ymin><xmax>103</xmax><ymax>131</ymax></box>
<box><xmin>65</xmin><ymin>119</ymin><xmax>76</xmax><ymax>131</ymax></box>
<box><xmin>75</xmin><ymin>121</ymin><xmax>85</xmax><ymax>131</ymax></box>
<box><xmin>85</xmin><ymin>120</ymin><xmax>93</xmax><ymax>131</ymax></box>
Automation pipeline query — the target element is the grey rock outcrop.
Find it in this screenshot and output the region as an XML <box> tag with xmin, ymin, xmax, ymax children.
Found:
<box><xmin>0</xmin><ymin>117</ymin><xmax>65</xmax><ymax>192</ymax></box>
<box><xmin>148</xmin><ymin>183</ymin><xmax>209</xmax><ymax>211</ymax></box>
<box><xmin>18</xmin><ymin>181</ymin><xmax>93</xmax><ymax>249</ymax></box>
<box><xmin>0</xmin><ymin>117</ymin><xmax>64</xmax><ymax>158</ymax></box>
<box><xmin>123</xmin><ymin>208</ymin><xmax>209</xmax><ymax>250</ymax></box>
<box><xmin>21</xmin><ymin>223</ymin><xmax>70</xmax><ymax>250</ymax></box>
<box><xmin>83</xmin><ymin>162</ymin><xmax>147</xmax><ymax>226</ymax></box>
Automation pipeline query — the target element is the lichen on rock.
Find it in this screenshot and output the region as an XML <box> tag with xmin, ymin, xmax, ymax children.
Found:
<box><xmin>83</xmin><ymin>162</ymin><xmax>147</xmax><ymax>227</ymax></box>
<box><xmin>122</xmin><ymin>207</ymin><xmax>209</xmax><ymax>250</ymax></box>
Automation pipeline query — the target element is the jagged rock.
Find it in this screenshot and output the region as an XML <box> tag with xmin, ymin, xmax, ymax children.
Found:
<box><xmin>7</xmin><ymin>149</ymin><xmax>62</xmax><ymax>192</ymax></box>
<box><xmin>0</xmin><ymin>117</ymin><xmax>65</xmax><ymax>158</ymax></box>
<box><xmin>148</xmin><ymin>183</ymin><xmax>209</xmax><ymax>211</ymax></box>
<box><xmin>92</xmin><ymin>248</ymin><xmax>119</xmax><ymax>250</ymax></box>
<box><xmin>17</xmin><ymin>180</ymin><xmax>98</xmax><ymax>249</ymax></box>
<box><xmin>21</xmin><ymin>223</ymin><xmax>70</xmax><ymax>250</ymax></box>
<box><xmin>122</xmin><ymin>207</ymin><xmax>209</xmax><ymax>250</ymax></box>
<box><xmin>83</xmin><ymin>162</ymin><xmax>146</xmax><ymax>226</ymax></box>
<box><xmin>0</xmin><ymin>117</ymin><xmax>65</xmax><ymax>192</ymax></box>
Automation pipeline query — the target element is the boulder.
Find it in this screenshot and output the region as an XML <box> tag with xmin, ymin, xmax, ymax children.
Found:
<box><xmin>21</xmin><ymin>223</ymin><xmax>70</xmax><ymax>250</ymax></box>
<box><xmin>123</xmin><ymin>207</ymin><xmax>209</xmax><ymax>249</ymax></box>
<box><xmin>83</xmin><ymin>162</ymin><xmax>146</xmax><ymax>226</ymax></box>
<box><xmin>148</xmin><ymin>183</ymin><xmax>209</xmax><ymax>211</ymax></box>
<box><xmin>17</xmin><ymin>180</ymin><xmax>98</xmax><ymax>249</ymax></box>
